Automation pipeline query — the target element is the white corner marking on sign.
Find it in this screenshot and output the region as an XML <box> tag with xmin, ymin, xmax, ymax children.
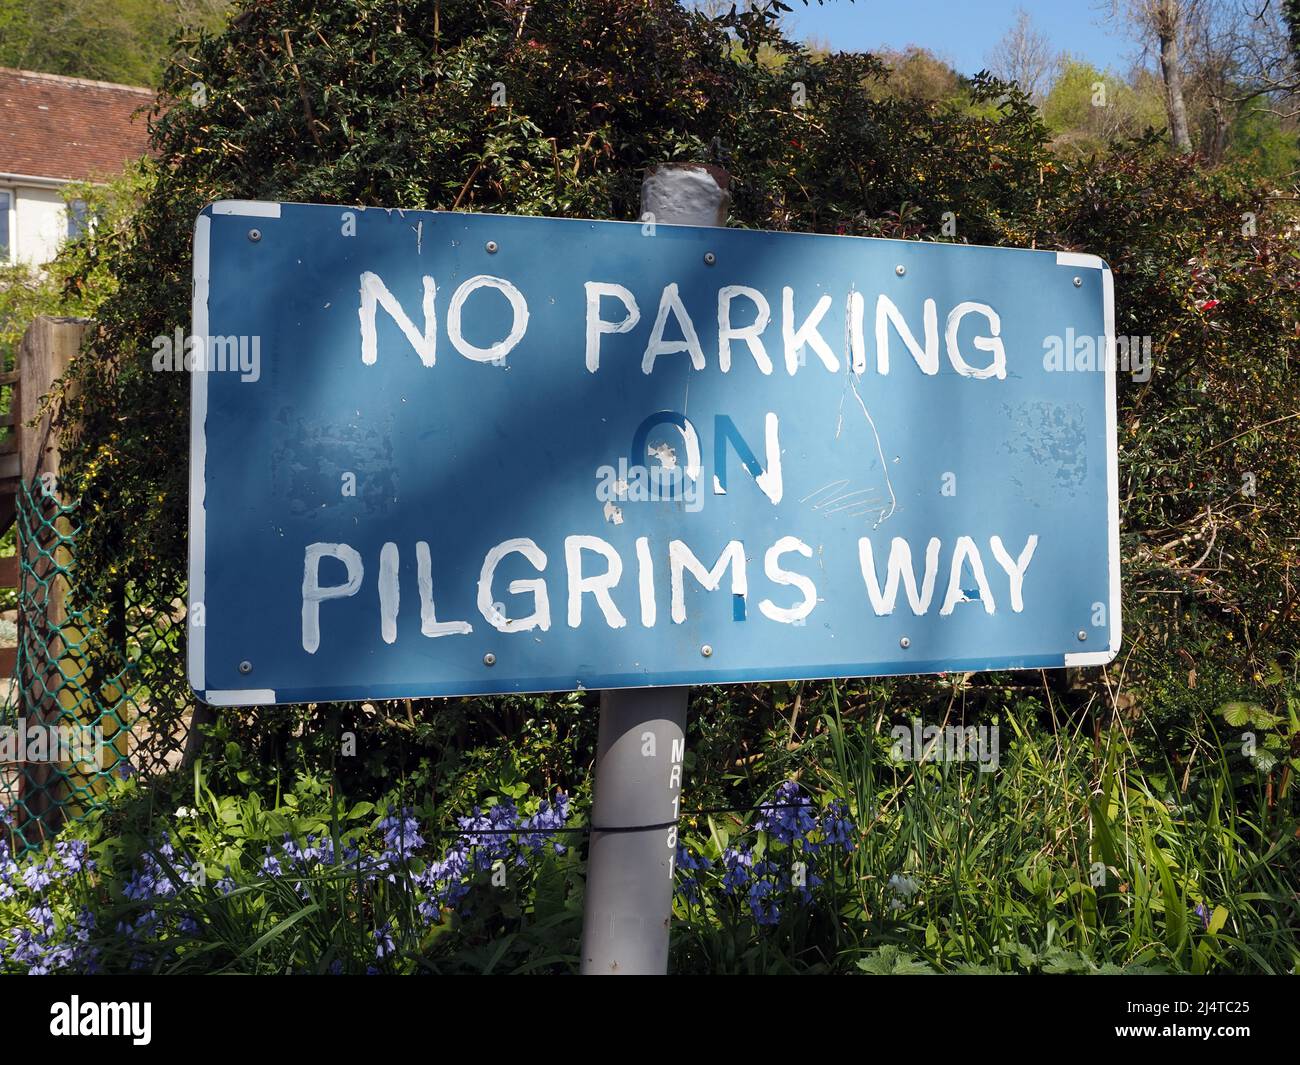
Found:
<box><xmin>210</xmin><ymin>200</ymin><xmax>283</xmax><ymax>218</ymax></box>
<box><xmin>204</xmin><ymin>689</ymin><xmax>278</xmax><ymax>707</ymax></box>
<box><xmin>1054</xmin><ymin>251</ymin><xmax>1104</xmax><ymax>270</ymax></box>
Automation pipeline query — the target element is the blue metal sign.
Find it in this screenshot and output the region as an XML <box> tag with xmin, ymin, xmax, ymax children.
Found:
<box><xmin>189</xmin><ymin>200</ymin><xmax>1119</xmax><ymax>706</ymax></box>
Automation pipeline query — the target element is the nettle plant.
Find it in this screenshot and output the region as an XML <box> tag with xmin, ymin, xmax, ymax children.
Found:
<box><xmin>1221</xmin><ymin>665</ymin><xmax>1300</xmax><ymax>782</ymax></box>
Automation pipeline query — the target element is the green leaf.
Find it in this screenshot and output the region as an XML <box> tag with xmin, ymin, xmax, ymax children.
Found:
<box><xmin>856</xmin><ymin>946</ymin><xmax>936</xmax><ymax>975</ymax></box>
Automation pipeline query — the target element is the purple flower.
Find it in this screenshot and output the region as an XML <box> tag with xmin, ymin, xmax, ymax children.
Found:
<box><xmin>747</xmin><ymin>877</ymin><xmax>781</xmax><ymax>925</ymax></box>
<box><xmin>721</xmin><ymin>846</ymin><xmax>754</xmax><ymax>893</ymax></box>
<box><xmin>757</xmin><ymin>781</ymin><xmax>817</xmax><ymax>846</ymax></box>
<box><xmin>415</xmin><ymin>842</ymin><xmax>473</xmax><ymax>918</ymax></box>
<box><xmin>674</xmin><ymin>844</ymin><xmax>712</xmax><ymax>904</ymax></box>
<box><xmin>20</xmin><ymin>860</ymin><xmax>54</xmax><ymax>894</ymax></box>
<box><xmin>820</xmin><ymin>800</ymin><xmax>857</xmax><ymax>852</ymax></box>
<box><xmin>458</xmin><ymin>802</ymin><xmax>518</xmax><ymax>870</ymax></box>
<box><xmin>0</xmin><ymin>840</ymin><xmax>20</xmax><ymax>901</ymax></box>
<box><xmin>281</xmin><ymin>833</ymin><xmax>316</xmax><ymax>865</ymax></box>
<box><xmin>378</xmin><ymin>811</ymin><xmax>425</xmax><ymax>859</ymax></box>
<box><xmin>518</xmin><ymin>792</ymin><xmax>571</xmax><ymax>855</ymax></box>
<box><xmin>374</xmin><ymin>922</ymin><xmax>396</xmax><ymax>959</ymax></box>
<box><xmin>260</xmin><ymin>847</ymin><xmax>283</xmax><ymax>878</ymax></box>
<box><xmin>56</xmin><ymin>839</ymin><xmax>94</xmax><ymax>875</ymax></box>
<box><xmin>26</xmin><ymin>901</ymin><xmax>56</xmax><ymax>937</ymax></box>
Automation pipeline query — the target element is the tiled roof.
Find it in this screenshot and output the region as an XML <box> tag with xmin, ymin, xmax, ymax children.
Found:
<box><xmin>0</xmin><ymin>67</ymin><xmax>153</xmax><ymax>183</ymax></box>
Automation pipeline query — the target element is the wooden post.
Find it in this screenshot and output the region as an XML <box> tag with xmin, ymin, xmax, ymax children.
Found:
<box><xmin>13</xmin><ymin>316</ymin><xmax>93</xmax><ymax>838</ymax></box>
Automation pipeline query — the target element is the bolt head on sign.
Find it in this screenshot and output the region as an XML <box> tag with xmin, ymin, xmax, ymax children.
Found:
<box><xmin>188</xmin><ymin>200</ymin><xmax>1119</xmax><ymax>706</ymax></box>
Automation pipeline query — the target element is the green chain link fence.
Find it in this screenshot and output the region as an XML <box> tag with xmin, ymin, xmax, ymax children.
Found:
<box><xmin>2</xmin><ymin>477</ymin><xmax>190</xmax><ymax>852</ymax></box>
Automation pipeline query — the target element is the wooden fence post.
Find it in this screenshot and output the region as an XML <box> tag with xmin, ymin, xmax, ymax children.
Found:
<box><xmin>13</xmin><ymin>316</ymin><xmax>91</xmax><ymax>838</ymax></box>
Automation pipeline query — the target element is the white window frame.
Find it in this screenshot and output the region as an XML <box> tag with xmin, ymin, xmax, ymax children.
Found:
<box><xmin>0</xmin><ymin>186</ymin><xmax>13</xmax><ymax>264</ymax></box>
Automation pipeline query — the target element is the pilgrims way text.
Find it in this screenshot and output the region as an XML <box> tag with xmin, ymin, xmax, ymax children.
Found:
<box><xmin>300</xmin><ymin>267</ymin><xmax>1035</xmax><ymax>652</ymax></box>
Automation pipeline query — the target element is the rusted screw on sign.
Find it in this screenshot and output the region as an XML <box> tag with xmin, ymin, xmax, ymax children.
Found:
<box><xmin>485</xmin><ymin>241</ymin><xmax>499</xmax><ymax>254</ymax></box>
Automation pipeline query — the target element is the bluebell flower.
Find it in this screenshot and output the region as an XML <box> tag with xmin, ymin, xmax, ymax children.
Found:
<box><xmin>747</xmin><ymin>876</ymin><xmax>781</xmax><ymax>925</ymax></box>
<box><xmin>123</xmin><ymin>834</ymin><xmax>192</xmax><ymax>901</ymax></box>
<box><xmin>0</xmin><ymin>838</ymin><xmax>19</xmax><ymax>901</ymax></box>
<box><xmin>820</xmin><ymin>800</ymin><xmax>857</xmax><ymax>852</ymax></box>
<box><xmin>281</xmin><ymin>833</ymin><xmax>313</xmax><ymax>865</ymax></box>
<box><xmin>20</xmin><ymin>859</ymin><xmax>54</xmax><ymax>894</ymax></box>
<box><xmin>721</xmin><ymin>846</ymin><xmax>754</xmax><ymax>893</ymax></box>
<box><xmin>378</xmin><ymin>810</ymin><xmax>425</xmax><ymax>859</ymax></box>
<box><xmin>72</xmin><ymin>908</ymin><xmax>95</xmax><ymax>942</ymax></box>
<box><xmin>757</xmin><ymin>781</ymin><xmax>817</xmax><ymax>846</ymax></box>
<box><xmin>26</xmin><ymin>901</ymin><xmax>56</xmax><ymax>937</ymax></box>
<box><xmin>457</xmin><ymin>803</ymin><xmax>517</xmax><ymax>871</ymax></box>
<box><xmin>887</xmin><ymin>872</ymin><xmax>920</xmax><ymax>910</ymax></box>
<box><xmin>674</xmin><ymin>843</ymin><xmax>712</xmax><ymax>904</ymax></box>
<box><xmin>518</xmin><ymin>792</ymin><xmax>571</xmax><ymax>854</ymax></box>
<box><xmin>415</xmin><ymin>840</ymin><xmax>474</xmax><ymax>918</ymax></box>
<box><xmin>374</xmin><ymin>922</ymin><xmax>396</xmax><ymax>959</ymax></box>
<box><xmin>260</xmin><ymin>847</ymin><xmax>283</xmax><ymax>878</ymax></box>
<box><xmin>55</xmin><ymin>839</ymin><xmax>94</xmax><ymax>875</ymax></box>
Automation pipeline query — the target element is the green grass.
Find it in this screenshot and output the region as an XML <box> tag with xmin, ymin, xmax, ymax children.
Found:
<box><xmin>670</xmin><ymin>685</ymin><xmax>1299</xmax><ymax>974</ymax></box>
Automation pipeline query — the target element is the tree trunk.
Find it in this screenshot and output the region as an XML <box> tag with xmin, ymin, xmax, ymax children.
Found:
<box><xmin>1207</xmin><ymin>97</ymin><xmax>1230</xmax><ymax>164</ymax></box>
<box><xmin>1156</xmin><ymin>2</ymin><xmax>1193</xmax><ymax>153</ymax></box>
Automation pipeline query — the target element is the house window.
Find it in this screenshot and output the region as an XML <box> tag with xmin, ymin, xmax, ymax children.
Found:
<box><xmin>67</xmin><ymin>198</ymin><xmax>89</xmax><ymax>241</ymax></box>
<box><xmin>0</xmin><ymin>190</ymin><xmax>10</xmax><ymax>261</ymax></box>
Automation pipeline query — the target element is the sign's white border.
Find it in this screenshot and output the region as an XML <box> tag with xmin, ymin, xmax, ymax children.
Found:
<box><xmin>188</xmin><ymin>202</ymin><xmax>1122</xmax><ymax>706</ymax></box>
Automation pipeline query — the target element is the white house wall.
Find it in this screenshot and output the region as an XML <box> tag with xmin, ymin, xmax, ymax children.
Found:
<box><xmin>9</xmin><ymin>185</ymin><xmax>67</xmax><ymax>266</ymax></box>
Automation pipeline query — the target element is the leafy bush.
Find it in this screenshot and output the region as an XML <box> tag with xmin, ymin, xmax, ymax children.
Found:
<box><xmin>43</xmin><ymin>0</ymin><xmax>1295</xmax><ymax>769</ymax></box>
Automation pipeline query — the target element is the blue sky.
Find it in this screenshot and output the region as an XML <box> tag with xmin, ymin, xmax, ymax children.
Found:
<box><xmin>779</xmin><ymin>0</ymin><xmax>1140</xmax><ymax>77</ymax></box>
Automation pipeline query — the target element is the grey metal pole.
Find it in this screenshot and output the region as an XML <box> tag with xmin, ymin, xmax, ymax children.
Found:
<box><xmin>579</xmin><ymin>686</ymin><xmax>688</xmax><ymax>974</ymax></box>
<box><xmin>579</xmin><ymin>164</ymin><xmax>731</xmax><ymax>976</ymax></box>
